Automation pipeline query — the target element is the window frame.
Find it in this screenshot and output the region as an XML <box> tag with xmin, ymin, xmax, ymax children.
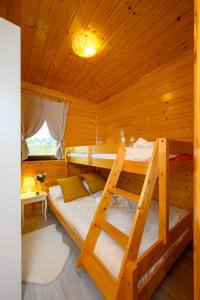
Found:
<box><xmin>26</xmin><ymin>121</ymin><xmax>58</xmax><ymax>160</ymax></box>
<box><xmin>26</xmin><ymin>155</ymin><xmax>57</xmax><ymax>161</ymax></box>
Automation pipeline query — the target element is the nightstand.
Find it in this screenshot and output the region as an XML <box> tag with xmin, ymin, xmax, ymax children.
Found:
<box><xmin>21</xmin><ymin>192</ymin><xmax>47</xmax><ymax>226</ymax></box>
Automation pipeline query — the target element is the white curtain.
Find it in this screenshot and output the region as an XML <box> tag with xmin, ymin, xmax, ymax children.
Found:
<box><xmin>43</xmin><ymin>100</ymin><xmax>69</xmax><ymax>159</ymax></box>
<box><xmin>21</xmin><ymin>92</ymin><xmax>45</xmax><ymax>160</ymax></box>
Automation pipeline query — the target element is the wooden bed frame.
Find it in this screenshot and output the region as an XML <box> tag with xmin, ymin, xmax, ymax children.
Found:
<box><xmin>48</xmin><ymin>138</ymin><xmax>193</xmax><ymax>300</ymax></box>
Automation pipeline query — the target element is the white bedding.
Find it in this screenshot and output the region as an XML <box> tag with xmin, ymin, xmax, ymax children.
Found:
<box><xmin>68</xmin><ymin>147</ymin><xmax>153</xmax><ymax>162</ymax></box>
<box><xmin>92</xmin><ymin>146</ymin><xmax>153</xmax><ymax>161</ymax></box>
<box><xmin>49</xmin><ymin>190</ymin><xmax>187</xmax><ymax>279</ymax></box>
<box><xmin>68</xmin><ymin>148</ymin><xmax>177</xmax><ymax>162</ymax></box>
<box><xmin>67</xmin><ymin>138</ymin><xmax>179</xmax><ymax>162</ymax></box>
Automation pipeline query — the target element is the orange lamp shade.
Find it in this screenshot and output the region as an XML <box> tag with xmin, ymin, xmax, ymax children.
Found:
<box><xmin>72</xmin><ymin>33</ymin><xmax>98</xmax><ymax>58</ymax></box>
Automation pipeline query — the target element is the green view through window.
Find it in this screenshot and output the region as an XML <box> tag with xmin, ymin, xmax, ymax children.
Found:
<box><xmin>27</xmin><ymin>121</ymin><xmax>57</xmax><ymax>156</ymax></box>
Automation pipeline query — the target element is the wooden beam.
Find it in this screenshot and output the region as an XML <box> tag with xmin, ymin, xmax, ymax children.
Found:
<box><xmin>91</xmin><ymin>144</ymin><xmax>119</xmax><ymax>154</ymax></box>
<box><xmin>66</xmin><ymin>146</ymin><xmax>89</xmax><ymax>153</ymax></box>
<box><xmin>123</xmin><ymin>161</ymin><xmax>149</xmax><ymax>175</ymax></box>
<box><xmin>21</xmin><ymin>81</ymin><xmax>97</xmax><ymax>107</ymax></box>
<box><xmin>96</xmin><ymin>218</ymin><xmax>129</xmax><ymax>248</ymax></box>
<box><xmin>67</xmin><ymin>157</ymin><xmax>89</xmax><ymax>165</ymax></box>
<box><xmin>159</xmin><ymin>138</ymin><xmax>169</xmax><ymax>244</ymax></box>
<box><xmin>88</xmin><ymin>145</ymin><xmax>92</xmax><ymax>165</ymax></box>
<box><xmin>117</xmin><ymin>261</ymin><xmax>138</xmax><ymax>300</ymax></box>
<box><xmin>109</xmin><ymin>187</ymin><xmax>140</xmax><ymax>202</ymax></box>
<box><xmin>64</xmin><ymin>148</ymin><xmax>68</xmax><ymax>177</ymax></box>
<box><xmin>194</xmin><ymin>1</ymin><xmax>200</xmax><ymax>299</ymax></box>
<box><xmin>82</xmin><ymin>253</ymin><xmax>117</xmax><ymax>300</ymax></box>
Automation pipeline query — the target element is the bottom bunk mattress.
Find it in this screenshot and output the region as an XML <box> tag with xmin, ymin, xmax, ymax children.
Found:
<box><xmin>48</xmin><ymin>190</ymin><xmax>188</xmax><ymax>279</ymax></box>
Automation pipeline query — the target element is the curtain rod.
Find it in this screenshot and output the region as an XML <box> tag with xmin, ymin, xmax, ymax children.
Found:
<box><xmin>21</xmin><ymin>87</ymin><xmax>72</xmax><ymax>104</ymax></box>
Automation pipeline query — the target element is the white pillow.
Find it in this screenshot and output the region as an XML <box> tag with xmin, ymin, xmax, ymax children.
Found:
<box><xmin>82</xmin><ymin>179</ymin><xmax>91</xmax><ymax>194</ymax></box>
<box><xmin>48</xmin><ymin>185</ymin><xmax>63</xmax><ymax>202</ymax></box>
<box><xmin>133</xmin><ymin>137</ymin><xmax>154</xmax><ymax>148</ymax></box>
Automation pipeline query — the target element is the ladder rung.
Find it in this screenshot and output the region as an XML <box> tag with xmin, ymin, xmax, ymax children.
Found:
<box><xmin>123</xmin><ymin>161</ymin><xmax>148</xmax><ymax>174</ymax></box>
<box><xmin>109</xmin><ymin>187</ymin><xmax>140</xmax><ymax>202</ymax></box>
<box><xmin>96</xmin><ymin>218</ymin><xmax>129</xmax><ymax>248</ymax></box>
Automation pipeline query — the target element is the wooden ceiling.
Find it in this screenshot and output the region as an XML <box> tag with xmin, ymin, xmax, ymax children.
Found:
<box><xmin>0</xmin><ymin>0</ymin><xmax>193</xmax><ymax>103</ymax></box>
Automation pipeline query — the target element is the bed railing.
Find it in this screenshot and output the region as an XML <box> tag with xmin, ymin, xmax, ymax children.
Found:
<box><xmin>65</xmin><ymin>143</ymin><xmax>149</xmax><ymax>174</ymax></box>
<box><xmin>64</xmin><ymin>139</ymin><xmax>192</xmax><ymax>166</ymax></box>
<box><xmin>64</xmin><ymin>138</ymin><xmax>193</xmax><ymax>299</ymax></box>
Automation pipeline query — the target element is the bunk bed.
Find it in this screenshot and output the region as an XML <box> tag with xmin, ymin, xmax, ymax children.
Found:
<box><xmin>48</xmin><ymin>138</ymin><xmax>193</xmax><ymax>300</ymax></box>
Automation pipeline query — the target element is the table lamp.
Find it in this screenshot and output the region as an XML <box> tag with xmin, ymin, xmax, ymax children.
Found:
<box><xmin>23</xmin><ymin>177</ymin><xmax>35</xmax><ymax>194</ymax></box>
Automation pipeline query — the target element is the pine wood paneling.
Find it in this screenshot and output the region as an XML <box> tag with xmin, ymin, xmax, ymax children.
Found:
<box><xmin>21</xmin><ymin>160</ymin><xmax>66</xmax><ymax>191</ymax></box>
<box><xmin>67</xmin><ymin>163</ymin><xmax>94</xmax><ymax>177</ymax></box>
<box><xmin>97</xmin><ymin>51</ymin><xmax>193</xmax><ymax>143</ymax></box>
<box><xmin>21</xmin><ymin>160</ymin><xmax>94</xmax><ymax>190</ymax></box>
<box><xmin>0</xmin><ymin>0</ymin><xmax>193</xmax><ymax>103</ymax></box>
<box><xmin>194</xmin><ymin>0</ymin><xmax>200</xmax><ymax>298</ymax></box>
<box><xmin>99</xmin><ymin>160</ymin><xmax>193</xmax><ymax>211</ymax></box>
<box><xmin>64</xmin><ymin>99</ymin><xmax>97</xmax><ymax>146</ymax></box>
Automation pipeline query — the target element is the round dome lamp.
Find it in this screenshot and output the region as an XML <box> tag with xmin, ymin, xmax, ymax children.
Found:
<box><xmin>72</xmin><ymin>33</ymin><xmax>98</xmax><ymax>58</ymax></box>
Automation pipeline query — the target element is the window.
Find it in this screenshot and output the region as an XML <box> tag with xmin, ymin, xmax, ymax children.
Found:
<box><xmin>26</xmin><ymin>121</ymin><xmax>57</xmax><ymax>157</ymax></box>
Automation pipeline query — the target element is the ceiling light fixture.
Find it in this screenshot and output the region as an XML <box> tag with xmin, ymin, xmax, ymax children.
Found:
<box><xmin>72</xmin><ymin>33</ymin><xmax>98</xmax><ymax>58</ymax></box>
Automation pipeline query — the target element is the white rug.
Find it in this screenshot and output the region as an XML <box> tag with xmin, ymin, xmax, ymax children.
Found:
<box><xmin>22</xmin><ymin>224</ymin><xmax>70</xmax><ymax>284</ymax></box>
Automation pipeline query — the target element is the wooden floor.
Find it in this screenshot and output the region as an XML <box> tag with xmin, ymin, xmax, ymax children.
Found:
<box><xmin>22</xmin><ymin>212</ymin><xmax>193</xmax><ymax>300</ymax></box>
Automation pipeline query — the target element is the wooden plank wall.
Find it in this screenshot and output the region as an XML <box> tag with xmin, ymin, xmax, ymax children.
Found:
<box><xmin>22</xmin><ymin>160</ymin><xmax>66</xmax><ymax>192</ymax></box>
<box><xmin>194</xmin><ymin>0</ymin><xmax>200</xmax><ymax>298</ymax></box>
<box><xmin>99</xmin><ymin>160</ymin><xmax>193</xmax><ymax>211</ymax></box>
<box><xmin>97</xmin><ymin>51</ymin><xmax>193</xmax><ymax>213</ymax></box>
<box><xmin>97</xmin><ymin>51</ymin><xmax>193</xmax><ymax>143</ymax></box>
<box><xmin>63</xmin><ymin>99</ymin><xmax>97</xmax><ymax>146</ymax></box>
<box><xmin>21</xmin><ymin>160</ymin><xmax>94</xmax><ymax>191</ymax></box>
<box><xmin>1</xmin><ymin>0</ymin><xmax>193</xmax><ymax>103</ymax></box>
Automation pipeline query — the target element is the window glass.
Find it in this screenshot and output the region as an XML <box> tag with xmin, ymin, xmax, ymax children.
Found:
<box><xmin>27</xmin><ymin>121</ymin><xmax>57</xmax><ymax>156</ymax></box>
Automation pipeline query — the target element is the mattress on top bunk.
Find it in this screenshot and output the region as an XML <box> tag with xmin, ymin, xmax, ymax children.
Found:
<box><xmin>68</xmin><ymin>147</ymin><xmax>153</xmax><ymax>162</ymax></box>
<box><xmin>67</xmin><ymin>150</ymin><xmax>192</xmax><ymax>162</ymax></box>
<box><xmin>49</xmin><ymin>189</ymin><xmax>188</xmax><ymax>279</ymax></box>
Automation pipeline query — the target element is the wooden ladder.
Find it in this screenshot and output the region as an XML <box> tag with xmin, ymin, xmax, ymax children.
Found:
<box><xmin>77</xmin><ymin>141</ymin><xmax>159</xmax><ymax>300</ymax></box>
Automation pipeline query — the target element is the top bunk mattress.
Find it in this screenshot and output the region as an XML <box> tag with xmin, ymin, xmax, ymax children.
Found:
<box><xmin>67</xmin><ymin>149</ymin><xmax>192</xmax><ymax>163</ymax></box>
<box><xmin>68</xmin><ymin>147</ymin><xmax>154</xmax><ymax>162</ymax></box>
<box><xmin>66</xmin><ymin>137</ymin><xmax>193</xmax><ymax>163</ymax></box>
<box><xmin>49</xmin><ymin>190</ymin><xmax>188</xmax><ymax>278</ymax></box>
